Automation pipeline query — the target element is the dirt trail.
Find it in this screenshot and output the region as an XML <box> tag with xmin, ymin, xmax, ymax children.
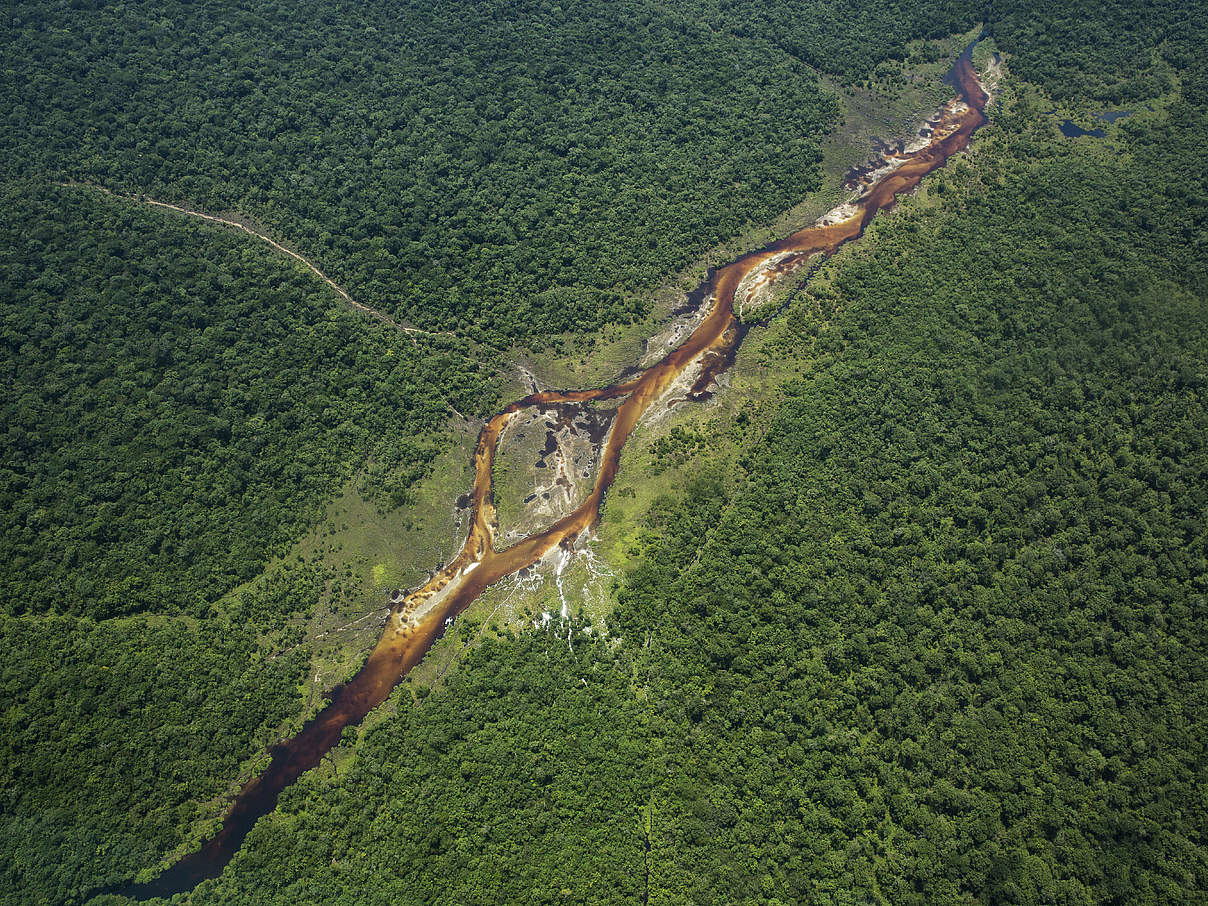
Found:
<box><xmin>55</xmin><ymin>182</ymin><xmax>448</xmax><ymax>346</ymax></box>
<box><xmin>60</xmin><ymin>181</ymin><xmax>470</xmax><ymax>420</ymax></box>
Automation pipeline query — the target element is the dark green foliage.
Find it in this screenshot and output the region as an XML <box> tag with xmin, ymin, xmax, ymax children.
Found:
<box><xmin>986</xmin><ymin>0</ymin><xmax>1187</xmax><ymax>103</ymax></box>
<box><xmin>673</xmin><ymin>0</ymin><xmax>982</xmax><ymax>82</ymax></box>
<box><xmin>0</xmin><ymin>612</ymin><xmax>308</xmax><ymax>904</ymax></box>
<box><xmin>649</xmin><ymin>424</ymin><xmax>712</xmax><ymax>473</ymax></box>
<box><xmin>612</xmin><ymin>106</ymin><xmax>1208</xmax><ymax>903</ymax></box>
<box><xmin>189</xmin><ymin>631</ymin><xmax>651</xmax><ymax>906</ymax></box>
<box><xmin>3</xmin><ymin>0</ymin><xmax>1207</xmax><ymax>903</ymax></box>
<box><xmin>167</xmin><ymin>50</ymin><xmax>1207</xmax><ymax>906</ymax></box>
<box><xmin>0</xmin><ymin>183</ymin><xmax>483</xmax><ymax>618</ymax></box>
<box><xmin>2</xmin><ymin>0</ymin><xmax>838</xmax><ymax>345</ymax></box>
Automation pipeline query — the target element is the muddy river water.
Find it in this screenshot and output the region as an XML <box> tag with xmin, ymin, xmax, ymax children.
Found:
<box><xmin>115</xmin><ymin>42</ymin><xmax>990</xmax><ymax>900</ymax></box>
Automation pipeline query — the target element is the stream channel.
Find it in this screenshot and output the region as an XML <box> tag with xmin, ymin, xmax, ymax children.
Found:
<box><xmin>113</xmin><ymin>39</ymin><xmax>992</xmax><ymax>900</ymax></box>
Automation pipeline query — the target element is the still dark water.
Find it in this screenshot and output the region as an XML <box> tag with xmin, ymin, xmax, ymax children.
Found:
<box><xmin>1059</xmin><ymin>119</ymin><xmax>1107</xmax><ymax>138</ymax></box>
<box><xmin>1058</xmin><ymin>108</ymin><xmax>1133</xmax><ymax>138</ymax></box>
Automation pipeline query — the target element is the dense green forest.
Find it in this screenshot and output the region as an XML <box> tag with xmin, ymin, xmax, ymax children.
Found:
<box><xmin>114</xmin><ymin>15</ymin><xmax>1207</xmax><ymax>906</ymax></box>
<box><xmin>0</xmin><ymin>183</ymin><xmax>485</xmax><ymax>618</ymax></box>
<box><xmin>125</xmin><ymin>16</ymin><xmax>1208</xmax><ymax>906</ymax></box>
<box><xmin>987</xmin><ymin>0</ymin><xmax>1195</xmax><ymax>103</ymax></box>
<box><xmin>2</xmin><ymin>0</ymin><xmax>1206</xmax><ymax>903</ymax></box>
<box><xmin>0</xmin><ymin>612</ymin><xmax>309</xmax><ymax>900</ymax></box>
<box><xmin>3</xmin><ymin>0</ymin><xmax>840</xmax><ymax>344</ymax></box>
<box><xmin>0</xmin><ymin>0</ymin><xmax>848</xmax><ymax>899</ymax></box>
<box><xmin>672</xmin><ymin>0</ymin><xmax>982</xmax><ymax>81</ymax></box>
<box><xmin>165</xmin><ymin>63</ymin><xmax>1206</xmax><ymax>905</ymax></box>
<box><xmin>0</xmin><ymin>181</ymin><xmax>479</xmax><ymax>899</ymax></box>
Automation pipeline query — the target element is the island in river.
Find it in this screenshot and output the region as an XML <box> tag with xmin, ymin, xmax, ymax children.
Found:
<box><xmin>111</xmin><ymin>39</ymin><xmax>994</xmax><ymax>900</ymax></box>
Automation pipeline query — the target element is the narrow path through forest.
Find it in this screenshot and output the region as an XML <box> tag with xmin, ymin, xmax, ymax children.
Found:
<box><xmin>57</xmin><ymin>181</ymin><xmax>469</xmax><ymax>420</ymax></box>
<box><xmin>55</xmin><ymin>182</ymin><xmax>448</xmax><ymax>346</ymax></box>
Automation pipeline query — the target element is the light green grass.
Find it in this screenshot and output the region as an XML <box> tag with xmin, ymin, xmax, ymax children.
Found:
<box><xmin>424</xmin><ymin>29</ymin><xmax>990</xmax><ymax>643</ymax></box>
<box><xmin>248</xmin><ymin>29</ymin><xmax>992</xmax><ymax>713</ymax></box>
<box><xmin>209</xmin><ymin>421</ymin><xmax>477</xmax><ymax>726</ymax></box>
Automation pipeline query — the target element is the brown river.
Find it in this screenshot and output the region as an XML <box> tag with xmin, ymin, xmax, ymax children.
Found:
<box><xmin>114</xmin><ymin>42</ymin><xmax>990</xmax><ymax>900</ymax></box>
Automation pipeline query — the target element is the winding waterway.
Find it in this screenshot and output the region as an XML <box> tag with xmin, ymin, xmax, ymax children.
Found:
<box><xmin>115</xmin><ymin>42</ymin><xmax>990</xmax><ymax>900</ymax></box>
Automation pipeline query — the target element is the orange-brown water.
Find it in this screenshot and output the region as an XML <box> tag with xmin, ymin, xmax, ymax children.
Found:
<box><xmin>115</xmin><ymin>43</ymin><xmax>989</xmax><ymax>900</ymax></box>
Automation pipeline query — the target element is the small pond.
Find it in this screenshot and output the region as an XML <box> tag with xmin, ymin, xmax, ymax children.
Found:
<box><xmin>1059</xmin><ymin>120</ymin><xmax>1108</xmax><ymax>138</ymax></box>
<box><xmin>1057</xmin><ymin>109</ymin><xmax>1133</xmax><ymax>138</ymax></box>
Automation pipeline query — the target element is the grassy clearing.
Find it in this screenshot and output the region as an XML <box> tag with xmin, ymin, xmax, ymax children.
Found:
<box><xmin>523</xmin><ymin>32</ymin><xmax>985</xmax><ymax>590</ymax></box>
<box><xmin>211</xmin><ymin>421</ymin><xmax>477</xmax><ymax>727</ymax></box>
<box><xmin>253</xmin><ymin>29</ymin><xmax>990</xmax><ymax>710</ymax></box>
<box><xmin>490</xmin><ymin>410</ymin><xmax>549</xmax><ymax>539</ymax></box>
